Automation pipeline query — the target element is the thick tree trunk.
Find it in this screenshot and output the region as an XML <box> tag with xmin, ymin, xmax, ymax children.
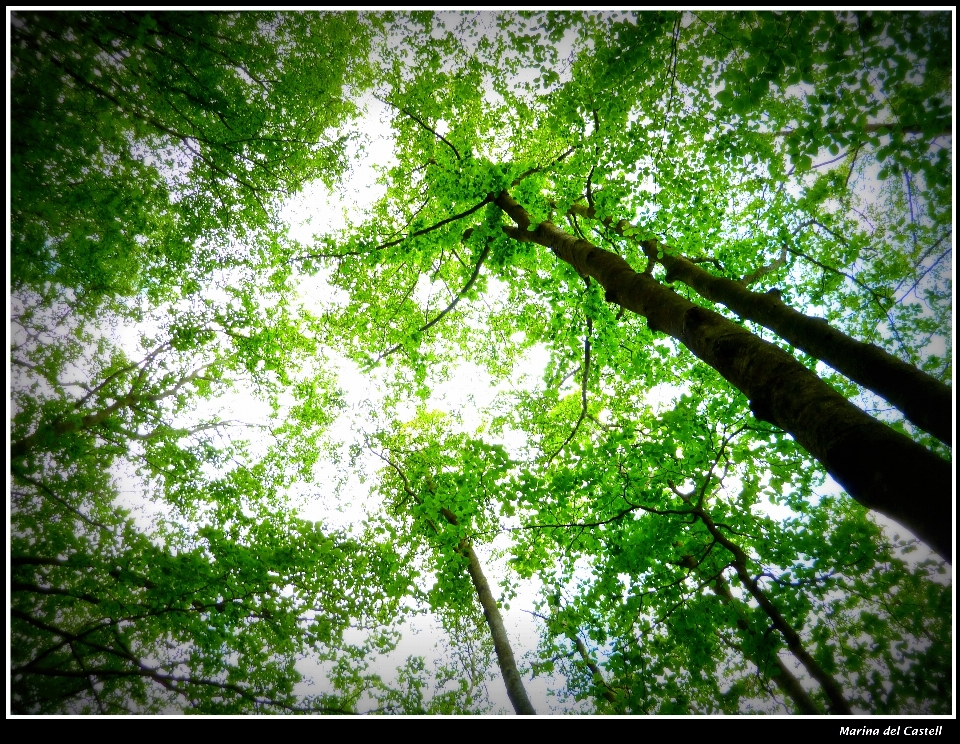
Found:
<box><xmin>568</xmin><ymin>203</ymin><xmax>953</xmax><ymax>446</ymax></box>
<box><xmin>496</xmin><ymin>190</ymin><xmax>952</xmax><ymax>563</ymax></box>
<box><xmin>659</xmin><ymin>251</ymin><xmax>952</xmax><ymax>446</ymax></box>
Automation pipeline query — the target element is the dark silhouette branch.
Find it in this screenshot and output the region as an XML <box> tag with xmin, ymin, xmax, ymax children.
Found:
<box><xmin>374</xmin><ymin>92</ymin><xmax>462</xmax><ymax>161</ymax></box>
<box><xmin>376</xmin><ymin>243</ymin><xmax>491</xmax><ymax>363</ymax></box>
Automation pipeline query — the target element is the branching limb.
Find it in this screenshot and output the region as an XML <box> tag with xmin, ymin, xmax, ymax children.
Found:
<box><xmin>738</xmin><ymin>245</ymin><xmax>788</xmax><ymax>287</ymax></box>
<box><xmin>374</xmin><ymin>92</ymin><xmax>462</xmax><ymax>161</ymax></box>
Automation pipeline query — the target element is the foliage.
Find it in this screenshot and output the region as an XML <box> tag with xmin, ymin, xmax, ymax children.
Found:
<box><xmin>11</xmin><ymin>11</ymin><xmax>367</xmax><ymax>309</ymax></box>
<box><xmin>10</xmin><ymin>10</ymin><xmax>402</xmax><ymax>714</ymax></box>
<box><xmin>9</xmin><ymin>10</ymin><xmax>952</xmax><ymax>715</ymax></box>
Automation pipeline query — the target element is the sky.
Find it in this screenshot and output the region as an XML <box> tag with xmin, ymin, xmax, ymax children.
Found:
<box><xmin>275</xmin><ymin>98</ymin><xmax>580</xmax><ymax>712</ymax></box>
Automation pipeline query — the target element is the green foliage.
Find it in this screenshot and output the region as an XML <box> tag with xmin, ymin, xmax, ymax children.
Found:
<box><xmin>10</xmin><ymin>10</ymin><xmax>952</xmax><ymax>715</ymax></box>
<box><xmin>11</xmin><ymin>11</ymin><xmax>368</xmax><ymax>311</ymax></box>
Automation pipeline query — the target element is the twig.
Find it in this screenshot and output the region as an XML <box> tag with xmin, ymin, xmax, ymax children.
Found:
<box><xmin>544</xmin><ymin>315</ymin><xmax>592</xmax><ymax>465</ymax></box>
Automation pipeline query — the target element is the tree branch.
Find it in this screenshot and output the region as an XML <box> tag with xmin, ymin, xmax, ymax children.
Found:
<box><xmin>375</xmin><ymin>244</ymin><xmax>491</xmax><ymax>363</ymax></box>
<box><xmin>544</xmin><ymin>315</ymin><xmax>592</xmax><ymax>465</ymax></box>
<box><xmin>374</xmin><ymin>92</ymin><xmax>462</xmax><ymax>161</ymax></box>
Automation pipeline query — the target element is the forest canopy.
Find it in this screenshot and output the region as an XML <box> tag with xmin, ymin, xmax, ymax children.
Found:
<box><xmin>8</xmin><ymin>10</ymin><xmax>953</xmax><ymax>715</ymax></box>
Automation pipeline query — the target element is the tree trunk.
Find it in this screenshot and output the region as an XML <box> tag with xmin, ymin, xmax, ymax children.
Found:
<box><xmin>439</xmin><ymin>508</ymin><xmax>537</xmax><ymax>715</ymax></box>
<box><xmin>678</xmin><ymin>555</ymin><xmax>822</xmax><ymax>714</ymax></box>
<box><xmin>568</xmin><ymin>203</ymin><xmax>952</xmax><ymax>446</ymax></box>
<box><xmin>659</xmin><ymin>250</ymin><xmax>951</xmax><ymax>446</ymax></box>
<box><xmin>496</xmin><ymin>190</ymin><xmax>952</xmax><ymax>563</ymax></box>
<box><xmin>460</xmin><ymin>539</ymin><xmax>538</xmax><ymax>715</ymax></box>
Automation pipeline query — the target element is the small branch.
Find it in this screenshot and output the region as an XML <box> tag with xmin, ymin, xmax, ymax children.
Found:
<box><xmin>785</xmin><ymin>223</ymin><xmax>911</xmax><ymax>355</ymax></box>
<box><xmin>544</xmin><ymin>315</ymin><xmax>592</xmax><ymax>465</ymax></box>
<box><xmin>303</xmin><ymin>196</ymin><xmax>492</xmax><ymax>263</ymax></box>
<box><xmin>895</xmin><ymin>245</ymin><xmax>952</xmax><ymax>303</ymax></box>
<box><xmin>737</xmin><ymin>245</ymin><xmax>788</xmax><ymax>287</ymax></box>
<box><xmin>844</xmin><ymin>141</ymin><xmax>863</xmax><ymax>190</ymax></box>
<box><xmin>513</xmin><ymin>502</ymin><xmax>695</xmax><ymax>533</ymax></box>
<box><xmin>13</xmin><ymin>475</ymin><xmax>114</xmax><ymax>535</ymax></box>
<box><xmin>769</xmin><ymin>122</ymin><xmax>952</xmax><ymax>139</ymax></box>
<box><xmin>374</xmin><ymin>92</ymin><xmax>461</xmax><ymax>161</ymax></box>
<box><xmin>509</xmin><ymin>145</ymin><xmax>579</xmax><ymax>187</ymax></box>
<box><xmin>375</xmin><ymin>244</ymin><xmax>491</xmax><ymax>363</ymax></box>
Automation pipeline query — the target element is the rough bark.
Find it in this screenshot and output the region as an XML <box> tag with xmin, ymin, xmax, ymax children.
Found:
<box><xmin>568</xmin><ymin>203</ymin><xmax>952</xmax><ymax>445</ymax></box>
<box><xmin>496</xmin><ymin>190</ymin><xmax>952</xmax><ymax>563</ymax></box>
<box><xmin>440</xmin><ymin>509</ymin><xmax>537</xmax><ymax>715</ymax></box>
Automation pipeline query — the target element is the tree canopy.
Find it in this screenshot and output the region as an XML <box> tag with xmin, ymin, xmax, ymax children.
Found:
<box><xmin>8</xmin><ymin>10</ymin><xmax>953</xmax><ymax>716</ymax></box>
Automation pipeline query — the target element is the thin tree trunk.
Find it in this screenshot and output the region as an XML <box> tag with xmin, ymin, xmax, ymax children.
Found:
<box><xmin>568</xmin><ymin>632</ymin><xmax>620</xmax><ymax>708</ymax></box>
<box><xmin>440</xmin><ymin>509</ymin><xmax>537</xmax><ymax>715</ymax></box>
<box><xmin>694</xmin><ymin>510</ymin><xmax>853</xmax><ymax>714</ymax></box>
<box><xmin>459</xmin><ymin>540</ymin><xmax>537</xmax><ymax>714</ymax></box>
<box><xmin>546</xmin><ymin>615</ymin><xmax>621</xmax><ymax>709</ymax></box>
<box><xmin>569</xmin><ymin>203</ymin><xmax>953</xmax><ymax>446</ymax></box>
<box><xmin>376</xmin><ymin>452</ymin><xmax>539</xmax><ymax>715</ymax></box>
<box><xmin>495</xmin><ymin>190</ymin><xmax>952</xmax><ymax>563</ymax></box>
<box><xmin>680</xmin><ymin>555</ymin><xmax>823</xmax><ymax>715</ymax></box>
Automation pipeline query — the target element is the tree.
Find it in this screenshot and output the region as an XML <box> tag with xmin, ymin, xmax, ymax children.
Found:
<box><xmin>304</xmin><ymin>10</ymin><xmax>951</xmax><ymax>712</ymax></box>
<box><xmin>312</xmin><ymin>11</ymin><xmax>951</xmax><ymax>553</ymax></box>
<box><xmin>508</xmin><ymin>394</ymin><xmax>949</xmax><ymax>714</ymax></box>
<box><xmin>10</xmin><ymin>10</ymin><xmax>407</xmax><ymax>714</ymax></box>
<box><xmin>10</xmin><ymin>10</ymin><xmax>952</xmax><ymax>715</ymax></box>
<box><xmin>367</xmin><ymin>414</ymin><xmax>537</xmax><ymax>714</ymax></box>
<box><xmin>12</xmin><ymin>10</ymin><xmax>368</xmax><ymax>311</ymax></box>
